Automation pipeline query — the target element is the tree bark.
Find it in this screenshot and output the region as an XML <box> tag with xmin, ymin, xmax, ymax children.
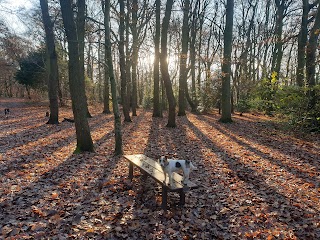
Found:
<box><xmin>131</xmin><ymin>0</ymin><xmax>138</xmax><ymax>116</ymax></box>
<box><xmin>40</xmin><ymin>0</ymin><xmax>59</xmax><ymax>124</ymax></box>
<box><xmin>306</xmin><ymin>2</ymin><xmax>320</xmax><ymax>110</ymax></box>
<box><xmin>272</xmin><ymin>0</ymin><xmax>285</xmax><ymax>76</ymax></box>
<box><xmin>296</xmin><ymin>0</ymin><xmax>309</xmax><ymax>87</ymax></box>
<box><xmin>97</xmin><ymin>29</ymin><xmax>103</xmax><ymax>102</ymax></box>
<box><xmin>153</xmin><ymin>0</ymin><xmax>162</xmax><ymax>117</ymax></box>
<box><xmin>104</xmin><ymin>0</ymin><xmax>123</xmax><ymax>155</ymax></box>
<box><xmin>219</xmin><ymin>0</ymin><xmax>234</xmax><ymax>123</ymax></box>
<box><xmin>102</xmin><ymin>0</ymin><xmax>113</xmax><ymax>114</ymax></box>
<box><xmin>59</xmin><ymin>0</ymin><xmax>94</xmax><ymax>152</ymax></box>
<box><xmin>119</xmin><ymin>0</ymin><xmax>132</xmax><ymax>122</ymax></box>
<box><xmin>189</xmin><ymin>0</ymin><xmax>200</xmax><ymax>104</ymax></box>
<box><xmin>77</xmin><ymin>0</ymin><xmax>92</xmax><ymax>118</ymax></box>
<box><xmin>178</xmin><ymin>0</ymin><xmax>190</xmax><ymax>116</ymax></box>
<box><xmin>125</xmin><ymin>0</ymin><xmax>132</xmax><ymax>116</ymax></box>
<box><xmin>160</xmin><ymin>0</ymin><xmax>176</xmax><ymax>127</ymax></box>
<box><xmin>262</xmin><ymin>0</ymin><xmax>271</xmax><ymax>78</ymax></box>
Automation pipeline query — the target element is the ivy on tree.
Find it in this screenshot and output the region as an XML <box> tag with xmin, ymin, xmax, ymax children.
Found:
<box><xmin>15</xmin><ymin>49</ymin><xmax>47</xmax><ymax>97</ymax></box>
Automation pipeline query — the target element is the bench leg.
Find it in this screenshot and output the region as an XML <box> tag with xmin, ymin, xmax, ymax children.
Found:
<box><xmin>179</xmin><ymin>190</ymin><xmax>185</xmax><ymax>206</ymax></box>
<box><xmin>129</xmin><ymin>162</ymin><xmax>133</xmax><ymax>180</ymax></box>
<box><xmin>161</xmin><ymin>187</ymin><xmax>168</xmax><ymax>210</ymax></box>
<box><xmin>140</xmin><ymin>169</ymin><xmax>148</xmax><ymax>180</ymax></box>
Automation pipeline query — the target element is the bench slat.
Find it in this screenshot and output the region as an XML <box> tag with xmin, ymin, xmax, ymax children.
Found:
<box><xmin>124</xmin><ymin>154</ymin><xmax>198</xmax><ymax>191</ymax></box>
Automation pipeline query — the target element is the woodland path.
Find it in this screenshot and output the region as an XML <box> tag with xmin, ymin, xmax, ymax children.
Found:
<box><xmin>0</xmin><ymin>98</ymin><xmax>319</xmax><ymax>239</ymax></box>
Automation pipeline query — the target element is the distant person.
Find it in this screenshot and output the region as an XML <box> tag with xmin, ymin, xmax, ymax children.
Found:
<box><xmin>216</xmin><ymin>99</ymin><xmax>221</xmax><ymax>114</ymax></box>
<box><xmin>4</xmin><ymin>108</ymin><xmax>10</xmax><ymax>118</ymax></box>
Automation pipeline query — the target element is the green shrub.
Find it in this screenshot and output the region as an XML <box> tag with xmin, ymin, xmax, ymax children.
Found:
<box><xmin>275</xmin><ymin>86</ymin><xmax>307</xmax><ymax>117</ymax></box>
<box><xmin>248</xmin><ymin>74</ymin><xmax>320</xmax><ymax>131</ymax></box>
<box><xmin>142</xmin><ymin>96</ymin><xmax>153</xmax><ymax>109</ymax></box>
<box><xmin>235</xmin><ymin>98</ymin><xmax>251</xmax><ymax>113</ymax></box>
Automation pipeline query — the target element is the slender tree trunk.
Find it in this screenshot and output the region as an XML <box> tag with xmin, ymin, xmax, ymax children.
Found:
<box><xmin>178</xmin><ymin>0</ymin><xmax>190</xmax><ymax>116</ymax></box>
<box><xmin>153</xmin><ymin>0</ymin><xmax>162</xmax><ymax>117</ymax></box>
<box><xmin>40</xmin><ymin>0</ymin><xmax>59</xmax><ymax>124</ymax></box>
<box><xmin>125</xmin><ymin>0</ymin><xmax>132</xmax><ymax>116</ymax></box>
<box><xmin>103</xmin><ymin>1</ymin><xmax>111</xmax><ymax>114</ymax></box>
<box><xmin>219</xmin><ymin>0</ymin><xmax>234</xmax><ymax>123</ymax></box>
<box><xmin>186</xmin><ymin>85</ymin><xmax>197</xmax><ymax>112</ymax></box>
<box><xmin>189</xmin><ymin>1</ymin><xmax>198</xmax><ymax>104</ymax></box>
<box><xmin>241</xmin><ymin>4</ymin><xmax>256</xmax><ymax>90</ymax></box>
<box><xmin>97</xmin><ymin>28</ymin><xmax>103</xmax><ymax>102</ymax></box>
<box><xmin>160</xmin><ymin>0</ymin><xmax>176</xmax><ymax>127</ymax></box>
<box><xmin>104</xmin><ymin>0</ymin><xmax>122</xmax><ymax>155</ymax></box>
<box><xmin>190</xmin><ymin>30</ymin><xmax>196</xmax><ymax>102</ymax></box>
<box><xmin>272</xmin><ymin>0</ymin><xmax>285</xmax><ymax>76</ymax></box>
<box><xmin>77</xmin><ymin>0</ymin><xmax>92</xmax><ymax>118</ymax></box>
<box><xmin>119</xmin><ymin>0</ymin><xmax>131</xmax><ymax>122</ymax></box>
<box><xmin>26</xmin><ymin>85</ymin><xmax>31</xmax><ymax>99</ymax></box>
<box><xmin>285</xmin><ymin>43</ymin><xmax>294</xmax><ymax>84</ymax></box>
<box><xmin>262</xmin><ymin>0</ymin><xmax>271</xmax><ymax>77</ymax></box>
<box><xmin>60</xmin><ymin>0</ymin><xmax>94</xmax><ymax>152</ymax></box>
<box><xmin>131</xmin><ymin>0</ymin><xmax>138</xmax><ymax>116</ymax></box>
<box><xmin>306</xmin><ymin>3</ymin><xmax>320</xmax><ymax>110</ymax></box>
<box><xmin>296</xmin><ymin>0</ymin><xmax>309</xmax><ymax>87</ymax></box>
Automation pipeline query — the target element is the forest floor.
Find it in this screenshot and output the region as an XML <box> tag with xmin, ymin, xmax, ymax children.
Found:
<box><xmin>0</xmin><ymin>98</ymin><xmax>319</xmax><ymax>239</ymax></box>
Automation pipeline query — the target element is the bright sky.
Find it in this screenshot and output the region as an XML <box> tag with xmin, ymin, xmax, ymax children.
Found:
<box><xmin>0</xmin><ymin>0</ymin><xmax>35</xmax><ymax>33</ymax></box>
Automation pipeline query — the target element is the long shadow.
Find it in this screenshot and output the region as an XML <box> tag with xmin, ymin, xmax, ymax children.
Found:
<box><xmin>141</xmin><ymin>115</ymin><xmax>263</xmax><ymax>239</ymax></box>
<box><xmin>198</xmin><ymin>114</ymin><xmax>320</xmax><ymax>173</ymax></box>
<box><xmin>122</xmin><ymin>110</ymin><xmax>146</xmax><ymax>140</ymax></box>
<box><xmin>238</xmin><ymin>112</ymin><xmax>320</xmax><ymax>141</ymax></box>
<box><xmin>140</xmin><ymin>116</ymin><xmax>181</xmax><ymax>209</ymax></box>
<box><xmin>0</xmin><ymin>153</ymin><xmax>89</xmax><ymax>222</ymax></box>
<box><xmin>142</xmin><ymin>115</ymin><xmax>216</xmax><ymax>205</ymax></box>
<box><xmin>58</xmin><ymin>112</ymin><xmax>162</xmax><ymax>237</ymax></box>
<box><xmin>0</xmin><ymin>128</ymin><xmax>126</xmax><ymax>238</ymax></box>
<box><xmin>0</xmin><ymin>113</ymin><xmax>113</xmax><ymax>178</ymax></box>
<box><xmin>185</xmin><ymin>117</ymin><xmax>319</xmax><ymax>239</ymax></box>
<box><xmin>0</xmin><ymin>108</ymin><xmax>112</xmax><ymax>154</ymax></box>
<box><xmin>0</xmin><ymin>115</ymin><xmax>44</xmax><ymax>130</ymax></box>
<box><xmin>0</xmin><ymin>122</ymin><xmax>71</xmax><ymax>153</ymax></box>
<box><xmin>195</xmin><ymin>115</ymin><xmax>320</xmax><ymax>187</ymax></box>
<box><xmin>0</xmin><ymin>129</ymin><xmax>76</xmax><ymax>178</ymax></box>
<box><xmin>143</xmin><ymin>115</ymin><xmax>162</xmax><ymax>158</ymax></box>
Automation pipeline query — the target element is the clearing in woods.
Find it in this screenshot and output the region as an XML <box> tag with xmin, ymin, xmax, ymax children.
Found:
<box><xmin>0</xmin><ymin>98</ymin><xmax>319</xmax><ymax>239</ymax></box>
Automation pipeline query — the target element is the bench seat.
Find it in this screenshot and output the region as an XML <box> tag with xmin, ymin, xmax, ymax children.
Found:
<box><xmin>124</xmin><ymin>154</ymin><xmax>198</xmax><ymax>209</ymax></box>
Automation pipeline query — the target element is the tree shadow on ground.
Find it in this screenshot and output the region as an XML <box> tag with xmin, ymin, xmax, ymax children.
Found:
<box><xmin>196</xmin><ymin>115</ymin><xmax>319</xmax><ymax>186</ymax></box>
<box><xmin>184</xmin><ymin>115</ymin><xmax>319</xmax><ymax>238</ymax></box>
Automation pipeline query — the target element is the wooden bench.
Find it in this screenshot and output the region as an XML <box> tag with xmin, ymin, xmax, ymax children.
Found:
<box><xmin>124</xmin><ymin>154</ymin><xmax>198</xmax><ymax>209</ymax></box>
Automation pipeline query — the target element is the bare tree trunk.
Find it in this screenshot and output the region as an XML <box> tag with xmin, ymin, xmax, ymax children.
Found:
<box><xmin>119</xmin><ymin>0</ymin><xmax>132</xmax><ymax>122</ymax></box>
<box><xmin>153</xmin><ymin>0</ymin><xmax>162</xmax><ymax>117</ymax></box>
<box><xmin>103</xmin><ymin>1</ymin><xmax>111</xmax><ymax>114</ymax></box>
<box><xmin>160</xmin><ymin>0</ymin><xmax>176</xmax><ymax>127</ymax></box>
<box><xmin>262</xmin><ymin>0</ymin><xmax>271</xmax><ymax>77</ymax></box>
<box><xmin>306</xmin><ymin>3</ymin><xmax>320</xmax><ymax>110</ymax></box>
<box><xmin>76</xmin><ymin>0</ymin><xmax>92</xmax><ymax>118</ymax></box>
<box><xmin>60</xmin><ymin>0</ymin><xmax>94</xmax><ymax>152</ymax></box>
<box><xmin>97</xmin><ymin>28</ymin><xmax>103</xmax><ymax>102</ymax></box>
<box><xmin>131</xmin><ymin>0</ymin><xmax>138</xmax><ymax>116</ymax></box>
<box><xmin>196</xmin><ymin>2</ymin><xmax>205</xmax><ymax>101</ymax></box>
<box><xmin>40</xmin><ymin>0</ymin><xmax>59</xmax><ymax>124</ymax></box>
<box><xmin>272</xmin><ymin>0</ymin><xmax>285</xmax><ymax>76</ymax></box>
<box><xmin>296</xmin><ymin>0</ymin><xmax>309</xmax><ymax>87</ymax></box>
<box><xmin>189</xmin><ymin>0</ymin><xmax>202</xmax><ymax>105</ymax></box>
<box><xmin>219</xmin><ymin>0</ymin><xmax>234</xmax><ymax>123</ymax></box>
<box><xmin>104</xmin><ymin>0</ymin><xmax>122</xmax><ymax>155</ymax></box>
<box><xmin>125</xmin><ymin>0</ymin><xmax>132</xmax><ymax>116</ymax></box>
<box><xmin>178</xmin><ymin>0</ymin><xmax>190</xmax><ymax>116</ymax></box>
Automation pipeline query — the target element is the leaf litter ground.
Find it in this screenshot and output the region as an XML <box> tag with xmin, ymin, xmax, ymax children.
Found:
<box><xmin>0</xmin><ymin>98</ymin><xmax>319</xmax><ymax>239</ymax></box>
